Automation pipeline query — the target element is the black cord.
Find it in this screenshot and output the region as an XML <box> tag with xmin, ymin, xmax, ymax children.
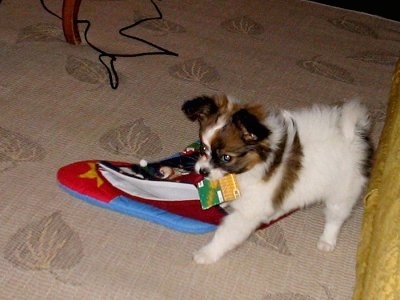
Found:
<box><xmin>40</xmin><ymin>0</ymin><xmax>178</xmax><ymax>89</ymax></box>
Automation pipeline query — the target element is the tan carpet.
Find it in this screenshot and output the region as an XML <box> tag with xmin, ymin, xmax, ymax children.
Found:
<box><xmin>0</xmin><ymin>0</ymin><xmax>399</xmax><ymax>299</ymax></box>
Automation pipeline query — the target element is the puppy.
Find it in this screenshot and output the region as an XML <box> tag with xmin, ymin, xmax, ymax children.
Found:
<box><xmin>182</xmin><ymin>94</ymin><xmax>373</xmax><ymax>264</ymax></box>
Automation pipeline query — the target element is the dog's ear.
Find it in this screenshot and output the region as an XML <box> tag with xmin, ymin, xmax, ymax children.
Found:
<box><xmin>181</xmin><ymin>96</ymin><xmax>219</xmax><ymax>122</ymax></box>
<box><xmin>232</xmin><ymin>108</ymin><xmax>271</xmax><ymax>143</ymax></box>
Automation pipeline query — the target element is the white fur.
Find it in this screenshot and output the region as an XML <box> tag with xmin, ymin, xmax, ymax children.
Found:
<box><xmin>193</xmin><ymin>100</ymin><xmax>371</xmax><ymax>264</ymax></box>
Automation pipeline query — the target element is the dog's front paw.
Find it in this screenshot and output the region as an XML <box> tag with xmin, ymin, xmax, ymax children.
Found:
<box><xmin>193</xmin><ymin>246</ymin><xmax>220</xmax><ymax>264</ymax></box>
<box><xmin>317</xmin><ymin>239</ymin><xmax>336</xmax><ymax>252</ymax></box>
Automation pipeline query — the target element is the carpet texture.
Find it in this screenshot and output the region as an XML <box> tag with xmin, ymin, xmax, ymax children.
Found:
<box><xmin>0</xmin><ymin>0</ymin><xmax>399</xmax><ymax>299</ymax></box>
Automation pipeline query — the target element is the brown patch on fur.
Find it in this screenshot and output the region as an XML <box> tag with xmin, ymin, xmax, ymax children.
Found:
<box><xmin>263</xmin><ymin>132</ymin><xmax>287</xmax><ymax>181</ymax></box>
<box><xmin>242</xmin><ymin>104</ymin><xmax>266</xmax><ymax>121</ymax></box>
<box><xmin>270</xmin><ymin>132</ymin><xmax>303</xmax><ymax>208</ymax></box>
<box><xmin>213</xmin><ymin>94</ymin><xmax>230</xmax><ymax>111</ymax></box>
<box><xmin>208</xmin><ymin>121</ymin><xmax>267</xmax><ymax>174</ymax></box>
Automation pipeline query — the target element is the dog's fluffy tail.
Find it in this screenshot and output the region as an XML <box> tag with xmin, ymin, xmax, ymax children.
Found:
<box><xmin>340</xmin><ymin>100</ymin><xmax>371</xmax><ymax>141</ymax></box>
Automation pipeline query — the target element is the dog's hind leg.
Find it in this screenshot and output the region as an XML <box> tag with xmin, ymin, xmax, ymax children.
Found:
<box><xmin>317</xmin><ymin>181</ymin><xmax>364</xmax><ymax>252</ymax></box>
<box><xmin>317</xmin><ymin>202</ymin><xmax>351</xmax><ymax>252</ymax></box>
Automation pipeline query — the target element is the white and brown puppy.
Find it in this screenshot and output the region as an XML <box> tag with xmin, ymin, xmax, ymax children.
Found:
<box><xmin>182</xmin><ymin>94</ymin><xmax>373</xmax><ymax>264</ymax></box>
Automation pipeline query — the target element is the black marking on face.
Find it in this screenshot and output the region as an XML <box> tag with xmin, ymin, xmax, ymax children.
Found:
<box><xmin>232</xmin><ymin>109</ymin><xmax>271</xmax><ymax>143</ymax></box>
<box><xmin>207</xmin><ymin>133</ymin><xmax>268</xmax><ymax>175</ymax></box>
<box><xmin>181</xmin><ymin>96</ymin><xmax>218</xmax><ymax>122</ymax></box>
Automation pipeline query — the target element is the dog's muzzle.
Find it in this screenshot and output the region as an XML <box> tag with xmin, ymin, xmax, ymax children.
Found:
<box><xmin>199</xmin><ymin>167</ymin><xmax>210</xmax><ymax>177</ymax></box>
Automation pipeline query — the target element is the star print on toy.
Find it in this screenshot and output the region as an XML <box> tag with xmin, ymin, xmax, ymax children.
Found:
<box><xmin>79</xmin><ymin>162</ymin><xmax>104</xmax><ymax>188</ymax></box>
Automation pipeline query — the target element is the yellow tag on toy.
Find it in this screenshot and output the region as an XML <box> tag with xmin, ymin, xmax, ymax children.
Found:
<box><xmin>197</xmin><ymin>174</ymin><xmax>241</xmax><ymax>209</ymax></box>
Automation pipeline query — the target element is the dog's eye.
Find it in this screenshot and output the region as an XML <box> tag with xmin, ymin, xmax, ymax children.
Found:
<box><xmin>220</xmin><ymin>154</ymin><xmax>232</xmax><ymax>163</ymax></box>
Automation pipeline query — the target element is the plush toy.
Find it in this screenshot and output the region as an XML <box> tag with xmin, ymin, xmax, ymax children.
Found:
<box><xmin>57</xmin><ymin>142</ymin><xmax>294</xmax><ymax>233</ymax></box>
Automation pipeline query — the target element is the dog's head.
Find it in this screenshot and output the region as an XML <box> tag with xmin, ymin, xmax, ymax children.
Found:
<box><xmin>182</xmin><ymin>95</ymin><xmax>271</xmax><ymax>179</ymax></box>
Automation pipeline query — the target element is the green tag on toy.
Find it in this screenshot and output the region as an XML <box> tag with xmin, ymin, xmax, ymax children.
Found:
<box><xmin>197</xmin><ymin>174</ymin><xmax>241</xmax><ymax>209</ymax></box>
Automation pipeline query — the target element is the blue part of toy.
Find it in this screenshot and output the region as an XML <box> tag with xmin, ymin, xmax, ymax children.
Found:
<box><xmin>59</xmin><ymin>184</ymin><xmax>217</xmax><ymax>234</ymax></box>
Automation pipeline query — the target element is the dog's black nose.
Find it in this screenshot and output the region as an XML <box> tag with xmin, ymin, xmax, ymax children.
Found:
<box><xmin>199</xmin><ymin>168</ymin><xmax>210</xmax><ymax>177</ymax></box>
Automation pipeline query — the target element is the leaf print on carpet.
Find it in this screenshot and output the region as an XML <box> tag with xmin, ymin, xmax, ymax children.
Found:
<box><xmin>65</xmin><ymin>56</ymin><xmax>109</xmax><ymax>85</ymax></box>
<box><xmin>221</xmin><ymin>16</ymin><xmax>264</xmax><ymax>36</ymax></box>
<box><xmin>348</xmin><ymin>50</ymin><xmax>398</xmax><ymax>66</ymax></box>
<box><xmin>99</xmin><ymin>118</ymin><xmax>162</xmax><ymax>157</ymax></box>
<box><xmin>297</xmin><ymin>56</ymin><xmax>355</xmax><ymax>84</ymax></box>
<box><xmin>17</xmin><ymin>23</ymin><xmax>65</xmax><ymax>43</ymax></box>
<box><xmin>248</xmin><ymin>223</ymin><xmax>292</xmax><ymax>256</ymax></box>
<box><xmin>263</xmin><ymin>285</ymin><xmax>337</xmax><ymax>300</ymax></box>
<box><xmin>0</xmin><ymin>127</ymin><xmax>46</xmax><ymax>172</ymax></box>
<box><xmin>169</xmin><ymin>58</ymin><xmax>220</xmax><ymax>88</ymax></box>
<box><xmin>328</xmin><ymin>17</ymin><xmax>379</xmax><ymax>38</ymax></box>
<box><xmin>4</xmin><ymin>211</ymin><xmax>84</xmax><ymax>272</ymax></box>
<box><xmin>132</xmin><ymin>10</ymin><xmax>186</xmax><ymax>35</ymax></box>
